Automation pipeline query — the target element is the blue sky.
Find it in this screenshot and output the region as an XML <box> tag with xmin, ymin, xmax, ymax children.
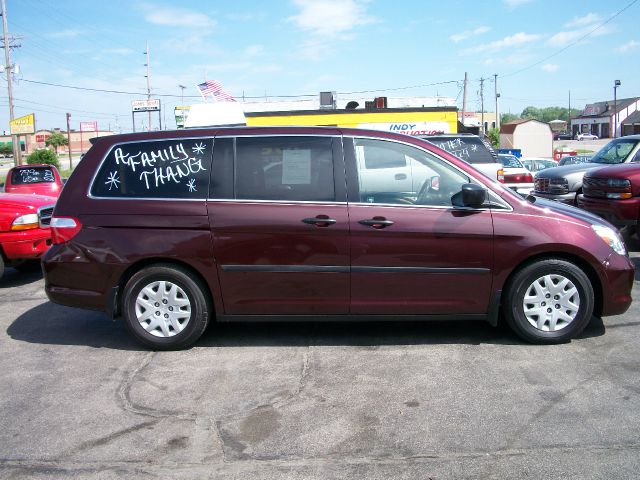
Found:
<box><xmin>1</xmin><ymin>0</ymin><xmax>639</xmax><ymax>132</ymax></box>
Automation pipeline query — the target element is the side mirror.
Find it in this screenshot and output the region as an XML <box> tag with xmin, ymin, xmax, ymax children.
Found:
<box><xmin>452</xmin><ymin>183</ymin><xmax>486</xmax><ymax>208</ymax></box>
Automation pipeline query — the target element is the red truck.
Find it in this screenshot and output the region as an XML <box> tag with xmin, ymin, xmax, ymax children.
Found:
<box><xmin>0</xmin><ymin>193</ymin><xmax>56</xmax><ymax>278</ymax></box>
<box><xmin>4</xmin><ymin>164</ymin><xmax>64</xmax><ymax>197</ymax></box>
<box><xmin>577</xmin><ymin>163</ymin><xmax>640</xmax><ymax>235</ymax></box>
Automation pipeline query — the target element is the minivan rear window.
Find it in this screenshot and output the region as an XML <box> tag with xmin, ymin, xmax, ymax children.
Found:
<box><xmin>11</xmin><ymin>166</ymin><xmax>55</xmax><ymax>185</ymax></box>
<box><xmin>424</xmin><ymin>136</ymin><xmax>497</xmax><ymax>164</ymax></box>
<box><xmin>90</xmin><ymin>138</ymin><xmax>213</xmax><ymax>198</ymax></box>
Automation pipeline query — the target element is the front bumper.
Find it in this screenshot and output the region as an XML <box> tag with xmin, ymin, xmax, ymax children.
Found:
<box><xmin>599</xmin><ymin>251</ymin><xmax>635</xmax><ymax>317</ymax></box>
<box><xmin>532</xmin><ymin>191</ymin><xmax>577</xmax><ymax>205</ymax></box>
<box><xmin>0</xmin><ymin>229</ymin><xmax>51</xmax><ymax>261</ymax></box>
<box><xmin>577</xmin><ymin>195</ymin><xmax>640</xmax><ymax>228</ymax></box>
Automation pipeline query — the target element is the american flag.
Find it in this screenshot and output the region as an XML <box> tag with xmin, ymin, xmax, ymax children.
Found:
<box><xmin>197</xmin><ymin>80</ymin><xmax>236</xmax><ymax>102</ymax></box>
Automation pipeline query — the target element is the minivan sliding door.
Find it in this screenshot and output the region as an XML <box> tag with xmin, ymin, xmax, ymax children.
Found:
<box><xmin>208</xmin><ymin>134</ymin><xmax>349</xmax><ymax>316</ymax></box>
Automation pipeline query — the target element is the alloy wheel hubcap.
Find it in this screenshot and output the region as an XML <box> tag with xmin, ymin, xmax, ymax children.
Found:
<box><xmin>135</xmin><ymin>280</ymin><xmax>191</xmax><ymax>337</ymax></box>
<box><xmin>522</xmin><ymin>274</ymin><xmax>580</xmax><ymax>332</ymax></box>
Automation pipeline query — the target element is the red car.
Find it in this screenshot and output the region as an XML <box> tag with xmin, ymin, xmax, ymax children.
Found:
<box><xmin>4</xmin><ymin>164</ymin><xmax>64</xmax><ymax>197</ymax></box>
<box><xmin>577</xmin><ymin>163</ymin><xmax>640</xmax><ymax>232</ymax></box>
<box><xmin>43</xmin><ymin>127</ymin><xmax>634</xmax><ymax>349</ymax></box>
<box><xmin>0</xmin><ymin>193</ymin><xmax>55</xmax><ymax>278</ymax></box>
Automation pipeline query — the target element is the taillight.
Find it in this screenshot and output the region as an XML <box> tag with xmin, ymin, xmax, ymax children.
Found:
<box><xmin>11</xmin><ymin>213</ymin><xmax>39</xmax><ymax>231</ymax></box>
<box><xmin>50</xmin><ymin>217</ymin><xmax>82</xmax><ymax>244</ymax></box>
<box><xmin>497</xmin><ymin>169</ymin><xmax>505</xmax><ymax>183</ymax></box>
<box><xmin>504</xmin><ymin>172</ymin><xmax>534</xmax><ymax>183</ymax></box>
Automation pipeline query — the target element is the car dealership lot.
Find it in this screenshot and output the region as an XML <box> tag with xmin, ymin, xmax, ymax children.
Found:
<box><xmin>1</xmin><ymin>245</ymin><xmax>639</xmax><ymax>479</ymax></box>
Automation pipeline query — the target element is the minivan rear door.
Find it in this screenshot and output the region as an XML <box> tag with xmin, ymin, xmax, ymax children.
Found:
<box><xmin>208</xmin><ymin>133</ymin><xmax>350</xmax><ymax>316</ymax></box>
<box><xmin>344</xmin><ymin>136</ymin><xmax>494</xmax><ymax>315</ymax></box>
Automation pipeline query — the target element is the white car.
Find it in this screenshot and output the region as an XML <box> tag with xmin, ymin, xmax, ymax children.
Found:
<box><xmin>576</xmin><ymin>132</ymin><xmax>599</xmax><ymax>141</ymax></box>
<box><xmin>497</xmin><ymin>154</ymin><xmax>534</xmax><ymax>195</ymax></box>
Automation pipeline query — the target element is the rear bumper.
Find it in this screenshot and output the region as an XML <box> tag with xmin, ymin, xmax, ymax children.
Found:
<box><xmin>577</xmin><ymin>195</ymin><xmax>639</xmax><ymax>228</ymax></box>
<box><xmin>42</xmin><ymin>244</ymin><xmax>121</xmax><ymax>312</ymax></box>
<box><xmin>0</xmin><ymin>229</ymin><xmax>51</xmax><ymax>261</ymax></box>
<box><xmin>506</xmin><ymin>184</ymin><xmax>534</xmax><ymax>195</ymax></box>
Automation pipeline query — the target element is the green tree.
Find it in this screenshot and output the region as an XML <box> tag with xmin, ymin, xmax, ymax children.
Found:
<box><xmin>518</xmin><ymin>106</ymin><xmax>583</xmax><ymax>124</ymax></box>
<box><xmin>487</xmin><ymin>128</ymin><xmax>500</xmax><ymax>149</ymax></box>
<box><xmin>45</xmin><ymin>131</ymin><xmax>68</xmax><ymax>154</ymax></box>
<box><xmin>0</xmin><ymin>144</ymin><xmax>12</xmax><ymax>157</ymax></box>
<box><xmin>501</xmin><ymin>113</ymin><xmax>520</xmax><ymax>124</ymax></box>
<box><xmin>26</xmin><ymin>149</ymin><xmax>60</xmax><ymax>169</ymax></box>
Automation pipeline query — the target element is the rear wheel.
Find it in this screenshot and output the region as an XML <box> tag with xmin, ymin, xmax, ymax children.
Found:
<box><xmin>504</xmin><ymin>259</ymin><xmax>594</xmax><ymax>344</ymax></box>
<box><xmin>0</xmin><ymin>255</ymin><xmax>4</xmax><ymax>280</ymax></box>
<box><xmin>122</xmin><ymin>264</ymin><xmax>211</xmax><ymax>350</ymax></box>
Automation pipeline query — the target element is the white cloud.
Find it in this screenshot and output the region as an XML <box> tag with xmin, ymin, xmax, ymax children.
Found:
<box><xmin>141</xmin><ymin>4</ymin><xmax>215</xmax><ymax>28</ymax></box>
<box><xmin>160</xmin><ymin>34</ymin><xmax>221</xmax><ymax>55</ymax></box>
<box><xmin>617</xmin><ymin>40</ymin><xmax>640</xmax><ymax>52</ymax></box>
<box><xmin>547</xmin><ymin>24</ymin><xmax>614</xmax><ymax>47</ymax></box>
<box><xmin>288</xmin><ymin>0</ymin><xmax>376</xmax><ymax>38</ymax></box>
<box><xmin>47</xmin><ymin>29</ymin><xmax>83</xmax><ymax>39</ymax></box>
<box><xmin>244</xmin><ymin>45</ymin><xmax>264</xmax><ymax>57</ymax></box>
<box><xmin>462</xmin><ymin>32</ymin><xmax>542</xmax><ymax>54</ymax></box>
<box><xmin>564</xmin><ymin>13</ymin><xmax>602</xmax><ymax>28</ymax></box>
<box><xmin>450</xmin><ymin>26</ymin><xmax>490</xmax><ymax>43</ymax></box>
<box><xmin>503</xmin><ymin>0</ymin><xmax>534</xmax><ymax>7</ymax></box>
<box><xmin>542</xmin><ymin>63</ymin><xmax>559</xmax><ymax>72</ymax></box>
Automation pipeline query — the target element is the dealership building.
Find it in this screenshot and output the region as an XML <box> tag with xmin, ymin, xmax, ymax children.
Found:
<box><xmin>571</xmin><ymin>96</ymin><xmax>640</xmax><ymax>138</ymax></box>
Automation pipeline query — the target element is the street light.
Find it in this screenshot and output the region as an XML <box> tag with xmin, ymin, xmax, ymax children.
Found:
<box><xmin>614</xmin><ymin>79</ymin><xmax>621</xmax><ymax>138</ymax></box>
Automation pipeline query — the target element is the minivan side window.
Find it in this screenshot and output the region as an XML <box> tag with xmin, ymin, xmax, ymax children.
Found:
<box><xmin>354</xmin><ymin>138</ymin><xmax>470</xmax><ymax>206</ymax></box>
<box><xmin>91</xmin><ymin>138</ymin><xmax>213</xmax><ymax>199</ymax></box>
<box><xmin>235</xmin><ymin>136</ymin><xmax>335</xmax><ymax>202</ymax></box>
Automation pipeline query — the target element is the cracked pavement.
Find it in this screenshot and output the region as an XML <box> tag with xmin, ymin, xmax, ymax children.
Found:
<box><xmin>1</xmin><ymin>243</ymin><xmax>639</xmax><ymax>479</ymax></box>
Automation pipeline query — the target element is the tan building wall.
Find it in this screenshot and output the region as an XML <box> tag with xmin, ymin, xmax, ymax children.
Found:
<box><xmin>500</xmin><ymin>120</ymin><xmax>553</xmax><ymax>158</ymax></box>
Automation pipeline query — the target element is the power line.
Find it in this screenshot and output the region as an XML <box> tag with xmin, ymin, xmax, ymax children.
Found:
<box><xmin>500</xmin><ymin>0</ymin><xmax>639</xmax><ymax>78</ymax></box>
<box><xmin>19</xmin><ymin>77</ymin><xmax>464</xmax><ymax>100</ymax></box>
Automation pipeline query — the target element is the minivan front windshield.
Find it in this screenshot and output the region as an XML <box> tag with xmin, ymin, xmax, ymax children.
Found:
<box><xmin>590</xmin><ymin>139</ymin><xmax>639</xmax><ymax>164</ymax></box>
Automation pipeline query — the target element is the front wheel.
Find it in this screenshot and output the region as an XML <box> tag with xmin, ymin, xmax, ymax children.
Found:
<box><xmin>122</xmin><ymin>264</ymin><xmax>211</xmax><ymax>350</ymax></box>
<box><xmin>504</xmin><ymin>259</ymin><xmax>594</xmax><ymax>344</ymax></box>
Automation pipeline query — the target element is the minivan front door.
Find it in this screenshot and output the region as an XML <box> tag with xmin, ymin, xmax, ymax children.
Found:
<box><xmin>345</xmin><ymin>137</ymin><xmax>494</xmax><ymax>315</ymax></box>
<box><xmin>208</xmin><ymin>135</ymin><xmax>349</xmax><ymax>316</ymax></box>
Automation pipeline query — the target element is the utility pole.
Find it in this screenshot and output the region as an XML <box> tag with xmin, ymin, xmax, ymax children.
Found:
<box><xmin>494</xmin><ymin>73</ymin><xmax>500</xmax><ymax>131</ymax></box>
<box><xmin>1</xmin><ymin>0</ymin><xmax>21</xmax><ymax>165</ymax></box>
<box><xmin>66</xmin><ymin>113</ymin><xmax>72</xmax><ymax>170</ymax></box>
<box><xmin>568</xmin><ymin>90</ymin><xmax>571</xmax><ymax>136</ymax></box>
<box><xmin>480</xmin><ymin>77</ymin><xmax>485</xmax><ymax>136</ymax></box>
<box><xmin>144</xmin><ymin>41</ymin><xmax>151</xmax><ymax>131</ymax></box>
<box><xmin>461</xmin><ymin>72</ymin><xmax>468</xmax><ymax>130</ymax></box>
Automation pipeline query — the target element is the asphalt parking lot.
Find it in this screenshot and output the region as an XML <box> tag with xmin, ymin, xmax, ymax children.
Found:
<box><xmin>1</xmin><ymin>240</ymin><xmax>639</xmax><ymax>479</ymax></box>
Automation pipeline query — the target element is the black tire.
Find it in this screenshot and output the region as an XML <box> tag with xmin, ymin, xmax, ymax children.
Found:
<box><xmin>0</xmin><ymin>254</ymin><xmax>4</xmax><ymax>280</ymax></box>
<box><xmin>13</xmin><ymin>259</ymin><xmax>42</xmax><ymax>273</ymax></box>
<box><xmin>504</xmin><ymin>259</ymin><xmax>594</xmax><ymax>344</ymax></box>
<box><xmin>122</xmin><ymin>264</ymin><xmax>211</xmax><ymax>350</ymax></box>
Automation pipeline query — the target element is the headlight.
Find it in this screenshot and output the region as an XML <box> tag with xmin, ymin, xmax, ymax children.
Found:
<box><xmin>607</xmin><ymin>178</ymin><xmax>631</xmax><ymax>188</ymax></box>
<box><xmin>592</xmin><ymin>225</ymin><xmax>626</xmax><ymax>256</ymax></box>
<box><xmin>11</xmin><ymin>213</ymin><xmax>39</xmax><ymax>231</ymax></box>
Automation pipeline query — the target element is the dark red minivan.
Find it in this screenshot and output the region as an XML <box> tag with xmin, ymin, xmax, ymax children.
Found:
<box><xmin>43</xmin><ymin>127</ymin><xmax>635</xmax><ymax>349</ymax></box>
